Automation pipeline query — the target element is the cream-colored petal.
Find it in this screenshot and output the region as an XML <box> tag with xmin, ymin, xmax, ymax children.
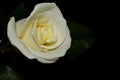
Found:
<box><xmin>16</xmin><ymin>18</ymin><xmax>26</xmax><ymax>37</ymax></box>
<box><xmin>20</xmin><ymin>22</ymin><xmax>41</xmax><ymax>51</ymax></box>
<box><xmin>37</xmin><ymin>57</ymin><xmax>59</xmax><ymax>63</ymax></box>
<box><xmin>22</xmin><ymin>3</ymin><xmax>56</xmax><ymax>34</ymax></box>
<box><xmin>7</xmin><ymin>17</ymin><xmax>35</xmax><ymax>59</ymax></box>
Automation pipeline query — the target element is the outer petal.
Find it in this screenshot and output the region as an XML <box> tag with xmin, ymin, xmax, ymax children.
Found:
<box><xmin>22</xmin><ymin>3</ymin><xmax>57</xmax><ymax>33</ymax></box>
<box><xmin>37</xmin><ymin>57</ymin><xmax>59</xmax><ymax>63</ymax></box>
<box><xmin>7</xmin><ymin>17</ymin><xmax>35</xmax><ymax>59</ymax></box>
<box><xmin>16</xmin><ymin>18</ymin><xmax>26</xmax><ymax>37</ymax></box>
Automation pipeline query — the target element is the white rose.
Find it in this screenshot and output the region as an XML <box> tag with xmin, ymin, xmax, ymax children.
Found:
<box><xmin>7</xmin><ymin>3</ymin><xmax>71</xmax><ymax>63</ymax></box>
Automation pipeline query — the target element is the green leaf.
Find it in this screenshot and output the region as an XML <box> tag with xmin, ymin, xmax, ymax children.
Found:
<box><xmin>0</xmin><ymin>65</ymin><xmax>26</xmax><ymax>80</ymax></box>
<box><xmin>9</xmin><ymin>2</ymin><xmax>28</xmax><ymax>21</ymax></box>
<box><xmin>66</xmin><ymin>21</ymin><xmax>97</xmax><ymax>59</ymax></box>
<box><xmin>0</xmin><ymin>43</ymin><xmax>10</xmax><ymax>49</ymax></box>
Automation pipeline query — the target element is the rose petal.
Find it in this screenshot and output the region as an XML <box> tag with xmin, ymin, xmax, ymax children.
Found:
<box><xmin>16</xmin><ymin>18</ymin><xmax>26</xmax><ymax>37</ymax></box>
<box><xmin>7</xmin><ymin>17</ymin><xmax>35</xmax><ymax>59</ymax></box>
<box><xmin>37</xmin><ymin>57</ymin><xmax>59</xmax><ymax>63</ymax></box>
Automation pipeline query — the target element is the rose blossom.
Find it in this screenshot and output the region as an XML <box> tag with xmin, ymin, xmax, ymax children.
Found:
<box><xmin>7</xmin><ymin>3</ymin><xmax>71</xmax><ymax>63</ymax></box>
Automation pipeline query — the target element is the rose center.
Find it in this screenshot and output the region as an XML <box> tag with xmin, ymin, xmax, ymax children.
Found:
<box><xmin>37</xmin><ymin>23</ymin><xmax>51</xmax><ymax>45</ymax></box>
<box><xmin>36</xmin><ymin>17</ymin><xmax>57</xmax><ymax>46</ymax></box>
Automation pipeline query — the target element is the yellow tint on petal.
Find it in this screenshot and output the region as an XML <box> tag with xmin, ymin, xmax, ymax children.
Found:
<box><xmin>37</xmin><ymin>22</ymin><xmax>53</xmax><ymax>45</ymax></box>
<box><xmin>35</xmin><ymin>15</ymin><xmax>57</xmax><ymax>46</ymax></box>
<box><xmin>20</xmin><ymin>21</ymin><xmax>40</xmax><ymax>51</ymax></box>
<box><xmin>20</xmin><ymin>15</ymin><xmax>58</xmax><ymax>52</ymax></box>
<box><xmin>16</xmin><ymin>19</ymin><xmax>26</xmax><ymax>37</ymax></box>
